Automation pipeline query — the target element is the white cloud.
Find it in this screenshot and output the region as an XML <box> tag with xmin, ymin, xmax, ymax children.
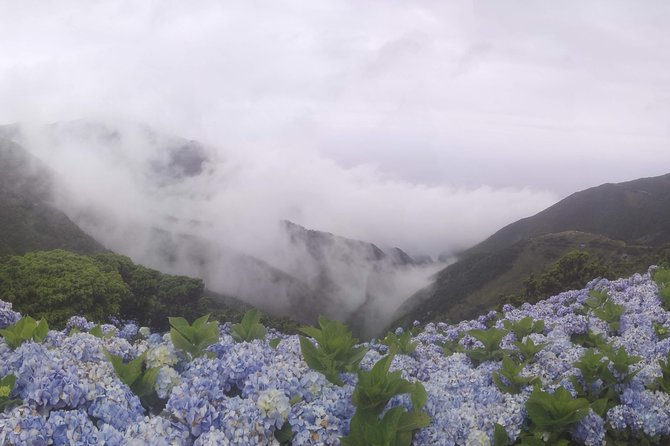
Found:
<box><xmin>1</xmin><ymin>0</ymin><xmax>669</xmax><ymax>252</ymax></box>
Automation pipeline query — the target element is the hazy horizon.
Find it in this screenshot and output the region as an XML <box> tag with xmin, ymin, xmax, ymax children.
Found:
<box><xmin>1</xmin><ymin>0</ymin><xmax>669</xmax><ymax>332</ymax></box>
<box><xmin>2</xmin><ymin>1</ymin><xmax>669</xmax><ymax>257</ymax></box>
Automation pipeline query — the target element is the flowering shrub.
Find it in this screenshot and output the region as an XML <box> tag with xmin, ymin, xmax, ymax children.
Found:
<box><xmin>1</xmin><ymin>267</ymin><xmax>670</xmax><ymax>444</ymax></box>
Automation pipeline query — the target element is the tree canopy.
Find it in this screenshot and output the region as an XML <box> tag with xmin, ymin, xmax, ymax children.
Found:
<box><xmin>0</xmin><ymin>249</ymin><xmax>128</xmax><ymax>328</ymax></box>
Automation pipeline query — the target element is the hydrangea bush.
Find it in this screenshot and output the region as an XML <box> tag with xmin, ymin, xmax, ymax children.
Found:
<box><xmin>1</xmin><ymin>267</ymin><xmax>670</xmax><ymax>444</ymax></box>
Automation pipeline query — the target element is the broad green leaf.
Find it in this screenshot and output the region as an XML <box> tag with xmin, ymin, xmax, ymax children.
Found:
<box><xmin>90</xmin><ymin>325</ymin><xmax>104</xmax><ymax>338</ymax></box>
<box><xmin>411</xmin><ymin>382</ymin><xmax>427</xmax><ymax>410</ymax></box>
<box><xmin>591</xmin><ymin>398</ymin><xmax>609</xmax><ymax>417</ymax></box>
<box><xmin>168</xmin><ymin>317</ymin><xmax>191</xmax><ymax>336</ymax></box>
<box><xmin>274</xmin><ymin>421</ymin><xmax>294</xmax><ymax>444</ymax></box>
<box><xmin>397</xmin><ymin>410</ymin><xmax>430</xmax><ymax>432</ymax></box>
<box><xmin>192</xmin><ymin>313</ymin><xmax>211</xmax><ymax>329</ymax></box>
<box><xmin>170</xmin><ymin>329</ymin><xmax>195</xmax><ymax>356</ymax></box>
<box><xmin>132</xmin><ymin>367</ymin><xmax>159</xmax><ymax>398</ymax></box>
<box><xmin>493</xmin><ymin>423</ymin><xmax>510</xmax><ymax>446</ymax></box>
<box><xmin>33</xmin><ymin>319</ymin><xmax>49</xmax><ymax>342</ymax></box>
<box><xmin>526</xmin><ymin>386</ymin><xmax>589</xmax><ymax>432</ymax></box>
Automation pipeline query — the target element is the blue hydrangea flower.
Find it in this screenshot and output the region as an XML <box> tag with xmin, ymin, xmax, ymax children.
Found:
<box><xmin>118</xmin><ymin>323</ymin><xmax>139</xmax><ymax>340</ymax></box>
<box><xmin>65</xmin><ymin>315</ymin><xmax>95</xmax><ymax>333</ymax></box>
<box><xmin>0</xmin><ymin>301</ymin><xmax>21</xmax><ymax>329</ymax></box>
<box><xmin>0</xmin><ymin>405</ymin><xmax>50</xmax><ymax>446</ymax></box>
<box><xmin>46</xmin><ymin>409</ymin><xmax>99</xmax><ymax>445</ymax></box>
<box><xmin>124</xmin><ymin>416</ymin><xmax>191</xmax><ymax>445</ymax></box>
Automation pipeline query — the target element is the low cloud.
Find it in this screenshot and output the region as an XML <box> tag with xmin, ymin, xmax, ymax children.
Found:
<box><xmin>1</xmin><ymin>0</ymin><xmax>668</xmax><ymax>330</ymax></box>
<box><xmin>13</xmin><ymin>121</ymin><xmax>556</xmax><ymax>259</ymax></box>
<box><xmin>5</xmin><ymin>121</ymin><xmax>555</xmax><ymax>333</ymax></box>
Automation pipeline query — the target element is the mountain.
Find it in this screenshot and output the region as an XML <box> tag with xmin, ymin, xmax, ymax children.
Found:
<box><xmin>395</xmin><ymin>173</ymin><xmax>670</xmax><ymax>327</ymax></box>
<box><xmin>0</xmin><ymin>136</ymin><xmax>105</xmax><ymax>256</ymax></box>
<box><xmin>463</xmin><ymin>173</ymin><xmax>670</xmax><ymax>256</ymax></box>
<box><xmin>0</xmin><ymin>122</ymin><xmax>437</xmax><ymax>336</ymax></box>
<box><xmin>279</xmin><ymin>220</ymin><xmax>437</xmax><ymax>336</ymax></box>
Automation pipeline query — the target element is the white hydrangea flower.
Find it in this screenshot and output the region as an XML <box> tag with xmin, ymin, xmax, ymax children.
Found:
<box><xmin>256</xmin><ymin>388</ymin><xmax>290</xmax><ymax>427</ymax></box>
<box><xmin>465</xmin><ymin>429</ymin><xmax>490</xmax><ymax>446</ymax></box>
<box><xmin>146</xmin><ymin>344</ymin><xmax>179</xmax><ymax>369</ymax></box>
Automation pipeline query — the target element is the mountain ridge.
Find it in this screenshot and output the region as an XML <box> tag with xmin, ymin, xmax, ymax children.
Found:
<box><xmin>395</xmin><ymin>173</ymin><xmax>670</xmax><ymax>328</ymax></box>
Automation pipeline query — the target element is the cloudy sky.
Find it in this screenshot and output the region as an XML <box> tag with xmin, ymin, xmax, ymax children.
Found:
<box><xmin>1</xmin><ymin>0</ymin><xmax>669</xmax><ymax>256</ymax></box>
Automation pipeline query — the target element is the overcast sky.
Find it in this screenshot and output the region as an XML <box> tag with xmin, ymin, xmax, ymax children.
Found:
<box><xmin>1</xmin><ymin>1</ymin><xmax>669</xmax><ymax>256</ymax></box>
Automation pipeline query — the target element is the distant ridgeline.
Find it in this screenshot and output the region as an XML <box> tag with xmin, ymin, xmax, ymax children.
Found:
<box><xmin>394</xmin><ymin>173</ymin><xmax>670</xmax><ymax>329</ymax></box>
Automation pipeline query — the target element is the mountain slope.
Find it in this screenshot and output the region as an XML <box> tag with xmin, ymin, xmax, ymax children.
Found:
<box><xmin>396</xmin><ymin>173</ymin><xmax>670</xmax><ymax>327</ymax></box>
<box><xmin>279</xmin><ymin>220</ymin><xmax>439</xmax><ymax>336</ymax></box>
<box><xmin>0</xmin><ymin>137</ymin><xmax>105</xmax><ymax>256</ymax></box>
<box><xmin>1</xmin><ymin>123</ymin><xmax>436</xmax><ymax>336</ymax></box>
<box><xmin>464</xmin><ymin>173</ymin><xmax>670</xmax><ymax>256</ymax></box>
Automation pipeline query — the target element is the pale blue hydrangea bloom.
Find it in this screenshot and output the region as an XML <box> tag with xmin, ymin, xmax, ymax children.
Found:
<box><xmin>118</xmin><ymin>323</ymin><xmax>139</xmax><ymax>340</ymax></box>
<box><xmin>607</xmin><ymin>389</ymin><xmax>670</xmax><ymax>438</ymax></box>
<box><xmin>46</xmin><ymin>409</ymin><xmax>100</xmax><ymax>445</ymax></box>
<box><xmin>124</xmin><ymin>416</ymin><xmax>191</xmax><ymax>445</ymax></box>
<box><xmin>138</xmin><ymin>326</ymin><xmax>151</xmax><ymax>338</ymax></box>
<box><xmin>570</xmin><ymin>409</ymin><xmax>605</xmax><ymax>446</ymax></box>
<box><xmin>0</xmin><ymin>300</ymin><xmax>20</xmax><ymax>329</ymax></box>
<box><xmin>155</xmin><ymin>366</ymin><xmax>181</xmax><ymax>399</ymax></box>
<box><xmin>0</xmin><ymin>405</ymin><xmax>50</xmax><ymax>446</ymax></box>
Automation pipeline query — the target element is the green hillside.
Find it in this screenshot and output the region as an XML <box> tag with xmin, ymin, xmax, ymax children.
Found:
<box><xmin>395</xmin><ymin>173</ymin><xmax>670</xmax><ymax>328</ymax></box>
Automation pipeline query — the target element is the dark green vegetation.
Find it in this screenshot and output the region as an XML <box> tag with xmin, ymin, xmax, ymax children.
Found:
<box><xmin>396</xmin><ymin>173</ymin><xmax>670</xmax><ymax>328</ymax></box>
<box><xmin>0</xmin><ymin>249</ymin><xmax>292</xmax><ymax>331</ymax></box>
<box><xmin>92</xmin><ymin>252</ymin><xmax>206</xmax><ymax>331</ymax></box>
<box><xmin>0</xmin><ymin>137</ymin><xmax>105</xmax><ymax>256</ymax></box>
<box><xmin>0</xmin><ymin>250</ymin><xmax>127</xmax><ymax>327</ymax></box>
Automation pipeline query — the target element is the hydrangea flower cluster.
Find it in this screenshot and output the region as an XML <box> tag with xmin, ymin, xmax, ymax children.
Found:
<box><xmin>1</xmin><ymin>267</ymin><xmax>670</xmax><ymax>444</ymax></box>
<box><xmin>0</xmin><ymin>301</ymin><xmax>20</xmax><ymax>330</ymax></box>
